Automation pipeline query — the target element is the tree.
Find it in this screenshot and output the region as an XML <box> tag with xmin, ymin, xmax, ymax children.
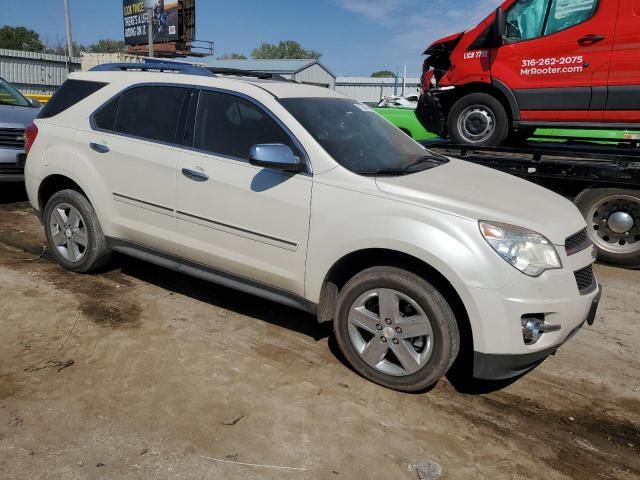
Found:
<box><xmin>371</xmin><ymin>70</ymin><xmax>395</xmax><ymax>78</ymax></box>
<box><xmin>88</xmin><ymin>39</ymin><xmax>125</xmax><ymax>54</ymax></box>
<box><xmin>45</xmin><ymin>38</ymin><xmax>85</xmax><ymax>57</ymax></box>
<box><xmin>0</xmin><ymin>26</ymin><xmax>44</xmax><ymax>51</ymax></box>
<box><xmin>251</xmin><ymin>41</ymin><xmax>321</xmax><ymax>60</ymax></box>
<box><xmin>218</xmin><ymin>53</ymin><xmax>247</xmax><ymax>60</ymax></box>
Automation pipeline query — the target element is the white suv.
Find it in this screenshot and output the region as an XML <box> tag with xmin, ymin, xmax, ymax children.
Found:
<box><xmin>24</xmin><ymin>64</ymin><xmax>600</xmax><ymax>392</ymax></box>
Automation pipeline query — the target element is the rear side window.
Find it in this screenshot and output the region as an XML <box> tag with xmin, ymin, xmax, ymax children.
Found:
<box><xmin>113</xmin><ymin>86</ymin><xmax>188</xmax><ymax>144</ymax></box>
<box><xmin>38</xmin><ymin>80</ymin><xmax>107</xmax><ymax>119</ymax></box>
<box><xmin>194</xmin><ymin>90</ymin><xmax>297</xmax><ymax>160</ymax></box>
<box><xmin>93</xmin><ymin>97</ymin><xmax>120</xmax><ymax>131</ymax></box>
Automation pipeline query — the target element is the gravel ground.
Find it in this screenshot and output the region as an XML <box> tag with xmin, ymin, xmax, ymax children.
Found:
<box><xmin>0</xmin><ymin>184</ymin><xmax>638</xmax><ymax>480</ymax></box>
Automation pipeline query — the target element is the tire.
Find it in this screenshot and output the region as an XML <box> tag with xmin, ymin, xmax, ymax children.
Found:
<box><xmin>333</xmin><ymin>266</ymin><xmax>460</xmax><ymax>392</ymax></box>
<box><xmin>448</xmin><ymin>93</ymin><xmax>509</xmax><ymax>147</ymax></box>
<box><xmin>574</xmin><ymin>188</ymin><xmax>640</xmax><ymax>268</ymax></box>
<box><xmin>44</xmin><ymin>189</ymin><xmax>112</xmax><ymax>273</ymax></box>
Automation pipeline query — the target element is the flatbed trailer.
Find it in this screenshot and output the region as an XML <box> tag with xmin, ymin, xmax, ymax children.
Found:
<box><xmin>421</xmin><ymin>137</ymin><xmax>640</xmax><ymax>268</ymax></box>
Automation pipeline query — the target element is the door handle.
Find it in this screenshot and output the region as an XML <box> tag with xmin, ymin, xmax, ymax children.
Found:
<box><xmin>578</xmin><ymin>34</ymin><xmax>605</xmax><ymax>46</ymax></box>
<box><xmin>181</xmin><ymin>167</ymin><xmax>209</xmax><ymax>182</ymax></box>
<box><xmin>90</xmin><ymin>142</ymin><xmax>110</xmax><ymax>154</ymax></box>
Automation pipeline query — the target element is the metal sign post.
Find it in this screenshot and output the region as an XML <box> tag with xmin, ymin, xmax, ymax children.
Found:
<box><xmin>147</xmin><ymin>7</ymin><xmax>154</xmax><ymax>58</ymax></box>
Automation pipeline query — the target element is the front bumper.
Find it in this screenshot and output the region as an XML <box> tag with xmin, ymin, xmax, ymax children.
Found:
<box><xmin>416</xmin><ymin>87</ymin><xmax>456</xmax><ymax>138</ymax></box>
<box><xmin>473</xmin><ymin>285</ymin><xmax>602</xmax><ymax>380</ymax></box>
<box><xmin>0</xmin><ymin>149</ymin><xmax>26</xmax><ymax>182</ymax></box>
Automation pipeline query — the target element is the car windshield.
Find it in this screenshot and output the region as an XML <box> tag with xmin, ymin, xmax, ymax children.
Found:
<box><xmin>280</xmin><ymin>97</ymin><xmax>447</xmax><ymax>175</ymax></box>
<box><xmin>0</xmin><ymin>78</ymin><xmax>30</xmax><ymax>107</ymax></box>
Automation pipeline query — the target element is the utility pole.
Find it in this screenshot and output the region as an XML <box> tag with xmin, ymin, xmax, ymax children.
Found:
<box><xmin>402</xmin><ymin>64</ymin><xmax>407</xmax><ymax>97</ymax></box>
<box><xmin>63</xmin><ymin>0</ymin><xmax>74</xmax><ymax>66</ymax></box>
<box><xmin>147</xmin><ymin>7</ymin><xmax>154</xmax><ymax>58</ymax></box>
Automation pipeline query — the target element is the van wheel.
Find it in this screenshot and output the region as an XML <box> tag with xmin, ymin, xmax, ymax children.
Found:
<box><xmin>575</xmin><ymin>188</ymin><xmax>640</xmax><ymax>268</ymax></box>
<box><xmin>333</xmin><ymin>267</ymin><xmax>459</xmax><ymax>392</ymax></box>
<box><xmin>448</xmin><ymin>93</ymin><xmax>509</xmax><ymax>146</ymax></box>
<box><xmin>44</xmin><ymin>189</ymin><xmax>112</xmax><ymax>273</ymax></box>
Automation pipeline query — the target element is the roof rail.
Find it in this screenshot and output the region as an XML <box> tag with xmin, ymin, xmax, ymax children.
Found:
<box><xmin>89</xmin><ymin>63</ymin><xmax>214</xmax><ymax>77</ymax></box>
<box><xmin>206</xmin><ymin>67</ymin><xmax>294</xmax><ymax>82</ymax></box>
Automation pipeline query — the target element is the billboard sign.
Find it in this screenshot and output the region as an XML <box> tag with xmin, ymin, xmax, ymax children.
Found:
<box><xmin>124</xmin><ymin>0</ymin><xmax>180</xmax><ymax>46</ymax></box>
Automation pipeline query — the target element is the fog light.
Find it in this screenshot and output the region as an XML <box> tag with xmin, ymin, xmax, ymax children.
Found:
<box><xmin>521</xmin><ymin>314</ymin><xmax>562</xmax><ymax>345</ymax></box>
<box><xmin>522</xmin><ymin>315</ymin><xmax>544</xmax><ymax>345</ymax></box>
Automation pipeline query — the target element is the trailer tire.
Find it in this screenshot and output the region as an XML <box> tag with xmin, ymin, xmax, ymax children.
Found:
<box><xmin>448</xmin><ymin>93</ymin><xmax>509</xmax><ymax>146</ymax></box>
<box><xmin>575</xmin><ymin>188</ymin><xmax>640</xmax><ymax>268</ymax></box>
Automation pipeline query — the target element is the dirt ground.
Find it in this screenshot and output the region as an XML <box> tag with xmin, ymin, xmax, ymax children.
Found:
<box><xmin>0</xmin><ymin>184</ymin><xmax>638</xmax><ymax>480</ymax></box>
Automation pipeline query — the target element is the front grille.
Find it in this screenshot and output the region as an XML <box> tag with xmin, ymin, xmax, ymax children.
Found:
<box><xmin>0</xmin><ymin>164</ymin><xmax>24</xmax><ymax>175</ymax></box>
<box><xmin>565</xmin><ymin>228</ymin><xmax>591</xmax><ymax>256</ymax></box>
<box><xmin>574</xmin><ymin>265</ymin><xmax>597</xmax><ymax>295</ymax></box>
<box><xmin>0</xmin><ymin>128</ymin><xmax>25</xmax><ymax>149</ymax></box>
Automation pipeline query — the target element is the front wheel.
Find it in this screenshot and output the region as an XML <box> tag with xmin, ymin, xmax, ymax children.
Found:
<box><xmin>575</xmin><ymin>188</ymin><xmax>640</xmax><ymax>268</ymax></box>
<box><xmin>333</xmin><ymin>267</ymin><xmax>460</xmax><ymax>392</ymax></box>
<box><xmin>448</xmin><ymin>93</ymin><xmax>509</xmax><ymax>147</ymax></box>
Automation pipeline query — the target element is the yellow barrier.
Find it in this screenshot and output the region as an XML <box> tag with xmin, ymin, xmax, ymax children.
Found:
<box><xmin>26</xmin><ymin>94</ymin><xmax>52</xmax><ymax>105</ymax></box>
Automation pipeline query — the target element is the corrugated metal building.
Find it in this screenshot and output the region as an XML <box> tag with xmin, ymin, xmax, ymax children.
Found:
<box><xmin>335</xmin><ymin>77</ymin><xmax>421</xmax><ymax>104</ymax></box>
<box><xmin>206</xmin><ymin>59</ymin><xmax>336</xmax><ymax>88</ymax></box>
<box><xmin>0</xmin><ymin>49</ymin><xmax>80</xmax><ymax>95</ymax></box>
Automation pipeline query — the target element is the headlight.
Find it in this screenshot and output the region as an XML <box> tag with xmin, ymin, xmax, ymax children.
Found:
<box><xmin>479</xmin><ymin>221</ymin><xmax>562</xmax><ymax>277</ymax></box>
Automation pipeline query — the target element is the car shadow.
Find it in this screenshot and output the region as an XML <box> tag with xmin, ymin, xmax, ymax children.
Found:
<box><xmin>114</xmin><ymin>254</ymin><xmax>333</xmax><ymax>342</ymax></box>
<box><xmin>108</xmin><ymin>254</ymin><xmax>528</xmax><ymax>395</ymax></box>
<box><xmin>0</xmin><ymin>183</ymin><xmax>28</xmax><ymax>204</ymax></box>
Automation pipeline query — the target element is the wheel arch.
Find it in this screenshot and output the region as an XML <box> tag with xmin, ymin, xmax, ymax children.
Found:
<box><xmin>448</xmin><ymin>82</ymin><xmax>517</xmax><ymax>124</ymax></box>
<box><xmin>38</xmin><ymin>174</ymin><xmax>92</xmax><ymax>212</ymax></box>
<box><xmin>317</xmin><ymin>248</ymin><xmax>473</xmax><ymax>358</ymax></box>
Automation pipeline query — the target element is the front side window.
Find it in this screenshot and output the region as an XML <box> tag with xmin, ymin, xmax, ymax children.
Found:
<box><xmin>194</xmin><ymin>90</ymin><xmax>297</xmax><ymax>160</ymax></box>
<box><xmin>505</xmin><ymin>0</ymin><xmax>597</xmax><ymax>42</ymax></box>
<box><xmin>0</xmin><ymin>78</ymin><xmax>30</xmax><ymax>107</ymax></box>
<box><xmin>113</xmin><ymin>86</ymin><xmax>187</xmax><ymax>144</ymax></box>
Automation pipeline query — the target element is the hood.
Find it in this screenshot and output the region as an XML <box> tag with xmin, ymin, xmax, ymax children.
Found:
<box><xmin>424</xmin><ymin>32</ymin><xmax>464</xmax><ymax>56</ymax></box>
<box><xmin>375</xmin><ymin>159</ymin><xmax>585</xmax><ymax>245</ymax></box>
<box><xmin>0</xmin><ymin>104</ymin><xmax>40</xmax><ymax>129</ymax></box>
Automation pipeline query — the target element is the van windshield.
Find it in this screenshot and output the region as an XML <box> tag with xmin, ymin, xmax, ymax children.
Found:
<box><xmin>280</xmin><ymin>97</ymin><xmax>447</xmax><ymax>175</ymax></box>
<box><xmin>0</xmin><ymin>78</ymin><xmax>31</xmax><ymax>108</ymax></box>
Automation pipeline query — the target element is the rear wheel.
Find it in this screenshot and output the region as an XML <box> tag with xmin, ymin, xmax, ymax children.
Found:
<box><xmin>575</xmin><ymin>188</ymin><xmax>640</xmax><ymax>268</ymax></box>
<box><xmin>448</xmin><ymin>93</ymin><xmax>509</xmax><ymax>146</ymax></box>
<box><xmin>44</xmin><ymin>189</ymin><xmax>112</xmax><ymax>273</ymax></box>
<box><xmin>333</xmin><ymin>267</ymin><xmax>459</xmax><ymax>392</ymax></box>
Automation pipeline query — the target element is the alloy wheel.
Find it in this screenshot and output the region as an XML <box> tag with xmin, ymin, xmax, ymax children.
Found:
<box><xmin>347</xmin><ymin>288</ymin><xmax>434</xmax><ymax>376</ymax></box>
<box><xmin>49</xmin><ymin>203</ymin><xmax>88</xmax><ymax>263</ymax></box>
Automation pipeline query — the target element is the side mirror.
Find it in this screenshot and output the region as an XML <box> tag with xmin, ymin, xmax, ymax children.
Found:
<box><xmin>493</xmin><ymin>7</ymin><xmax>506</xmax><ymax>45</ymax></box>
<box><xmin>28</xmin><ymin>97</ymin><xmax>42</xmax><ymax>108</ymax></box>
<box><xmin>249</xmin><ymin>144</ymin><xmax>304</xmax><ymax>172</ymax></box>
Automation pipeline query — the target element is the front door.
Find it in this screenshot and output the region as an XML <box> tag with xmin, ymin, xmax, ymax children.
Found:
<box><xmin>492</xmin><ymin>0</ymin><xmax>617</xmax><ymax>123</ymax></box>
<box><xmin>605</xmin><ymin>0</ymin><xmax>640</xmax><ymax>123</ymax></box>
<box><xmin>175</xmin><ymin>89</ymin><xmax>312</xmax><ymax>296</ymax></box>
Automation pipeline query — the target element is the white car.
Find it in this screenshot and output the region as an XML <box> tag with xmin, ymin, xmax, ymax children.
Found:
<box><xmin>376</xmin><ymin>95</ymin><xmax>418</xmax><ymax>109</ymax></box>
<box><xmin>24</xmin><ymin>64</ymin><xmax>600</xmax><ymax>392</ymax></box>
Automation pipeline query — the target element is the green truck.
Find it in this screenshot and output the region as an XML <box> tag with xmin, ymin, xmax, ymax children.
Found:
<box><xmin>374</xmin><ymin>106</ymin><xmax>640</xmax><ymax>143</ymax></box>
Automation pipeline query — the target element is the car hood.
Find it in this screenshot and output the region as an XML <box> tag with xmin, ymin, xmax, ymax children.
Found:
<box><xmin>375</xmin><ymin>158</ymin><xmax>585</xmax><ymax>245</ymax></box>
<box><xmin>0</xmin><ymin>104</ymin><xmax>40</xmax><ymax>128</ymax></box>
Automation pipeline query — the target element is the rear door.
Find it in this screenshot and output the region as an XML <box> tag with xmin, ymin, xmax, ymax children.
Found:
<box><xmin>605</xmin><ymin>0</ymin><xmax>640</xmax><ymax>123</ymax></box>
<box><xmin>491</xmin><ymin>0</ymin><xmax>617</xmax><ymax>123</ymax></box>
<box><xmin>89</xmin><ymin>84</ymin><xmax>189</xmax><ymax>254</ymax></box>
<box><xmin>175</xmin><ymin>89</ymin><xmax>312</xmax><ymax>296</ymax></box>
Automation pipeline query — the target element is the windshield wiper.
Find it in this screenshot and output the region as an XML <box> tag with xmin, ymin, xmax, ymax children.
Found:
<box><xmin>356</xmin><ymin>168</ymin><xmax>412</xmax><ymax>176</ymax></box>
<box><xmin>401</xmin><ymin>154</ymin><xmax>449</xmax><ymax>171</ymax></box>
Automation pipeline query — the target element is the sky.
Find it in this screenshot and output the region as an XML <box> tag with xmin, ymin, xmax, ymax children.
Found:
<box><xmin>2</xmin><ymin>0</ymin><xmax>499</xmax><ymax>77</ymax></box>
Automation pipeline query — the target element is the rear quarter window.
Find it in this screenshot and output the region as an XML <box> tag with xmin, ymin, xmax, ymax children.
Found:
<box><xmin>37</xmin><ymin>79</ymin><xmax>107</xmax><ymax>119</ymax></box>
